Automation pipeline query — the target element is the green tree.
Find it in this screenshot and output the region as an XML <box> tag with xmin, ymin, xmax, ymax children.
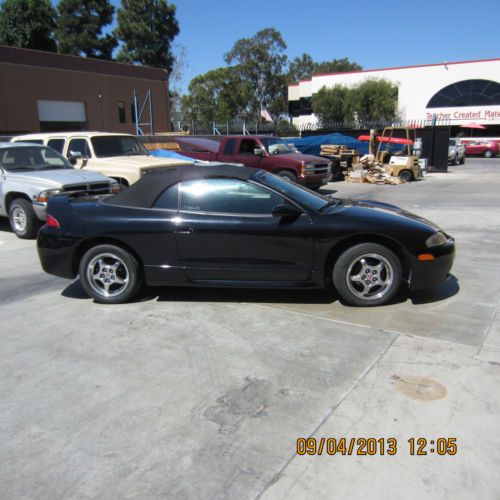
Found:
<box><xmin>312</xmin><ymin>79</ymin><xmax>398</xmax><ymax>124</ymax></box>
<box><xmin>312</xmin><ymin>85</ymin><xmax>350</xmax><ymax>124</ymax></box>
<box><xmin>287</xmin><ymin>53</ymin><xmax>315</xmax><ymax>83</ymax></box>
<box><xmin>313</xmin><ymin>57</ymin><xmax>362</xmax><ymax>75</ymax></box>
<box><xmin>56</xmin><ymin>0</ymin><xmax>117</xmax><ymax>59</ymax></box>
<box><xmin>224</xmin><ymin>28</ymin><xmax>288</xmax><ymax>120</ymax></box>
<box><xmin>182</xmin><ymin>67</ymin><xmax>249</xmax><ymax>126</ymax></box>
<box><xmin>115</xmin><ymin>0</ymin><xmax>179</xmax><ymax>71</ymax></box>
<box><xmin>347</xmin><ymin>79</ymin><xmax>398</xmax><ymax>122</ymax></box>
<box><xmin>0</xmin><ymin>0</ymin><xmax>57</xmax><ymax>52</ymax></box>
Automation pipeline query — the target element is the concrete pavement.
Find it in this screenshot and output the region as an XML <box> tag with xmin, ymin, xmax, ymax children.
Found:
<box><xmin>0</xmin><ymin>159</ymin><xmax>499</xmax><ymax>499</ymax></box>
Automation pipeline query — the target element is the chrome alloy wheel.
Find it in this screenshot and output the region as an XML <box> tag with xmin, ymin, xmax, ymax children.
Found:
<box><xmin>346</xmin><ymin>253</ymin><xmax>394</xmax><ymax>301</ymax></box>
<box><xmin>12</xmin><ymin>206</ymin><xmax>27</xmax><ymax>233</ymax></box>
<box><xmin>86</xmin><ymin>253</ymin><xmax>130</xmax><ymax>298</ymax></box>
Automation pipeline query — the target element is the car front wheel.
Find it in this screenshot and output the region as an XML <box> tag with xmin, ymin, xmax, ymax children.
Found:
<box><xmin>332</xmin><ymin>243</ymin><xmax>402</xmax><ymax>306</ymax></box>
<box><xmin>276</xmin><ymin>170</ymin><xmax>298</xmax><ymax>183</ymax></box>
<box><xmin>8</xmin><ymin>198</ymin><xmax>39</xmax><ymax>239</ymax></box>
<box><xmin>79</xmin><ymin>244</ymin><xmax>143</xmax><ymax>304</ymax></box>
<box><xmin>483</xmin><ymin>150</ymin><xmax>493</xmax><ymax>158</ymax></box>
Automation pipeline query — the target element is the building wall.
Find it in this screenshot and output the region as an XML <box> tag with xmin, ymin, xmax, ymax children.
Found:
<box><xmin>0</xmin><ymin>46</ymin><xmax>171</xmax><ymax>135</ymax></box>
<box><xmin>289</xmin><ymin>58</ymin><xmax>500</xmax><ymax>127</ymax></box>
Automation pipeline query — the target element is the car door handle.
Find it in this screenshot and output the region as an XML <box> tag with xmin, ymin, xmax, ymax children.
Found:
<box><xmin>176</xmin><ymin>226</ymin><xmax>195</xmax><ymax>234</ymax></box>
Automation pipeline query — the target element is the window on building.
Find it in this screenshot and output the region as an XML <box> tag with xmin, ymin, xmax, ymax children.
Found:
<box><xmin>118</xmin><ymin>101</ymin><xmax>126</xmax><ymax>123</ymax></box>
<box><xmin>131</xmin><ymin>103</ymin><xmax>137</xmax><ymax>124</ymax></box>
<box><xmin>427</xmin><ymin>79</ymin><xmax>500</xmax><ymax>108</ymax></box>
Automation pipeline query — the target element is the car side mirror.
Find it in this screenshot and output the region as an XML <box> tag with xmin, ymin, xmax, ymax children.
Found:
<box><xmin>272</xmin><ymin>203</ymin><xmax>301</xmax><ymax>218</ymax></box>
<box><xmin>68</xmin><ymin>151</ymin><xmax>83</xmax><ymax>165</ymax></box>
<box><xmin>254</xmin><ymin>148</ymin><xmax>264</xmax><ymax>156</ymax></box>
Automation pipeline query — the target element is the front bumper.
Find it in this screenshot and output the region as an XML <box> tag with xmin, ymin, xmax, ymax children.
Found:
<box><xmin>32</xmin><ymin>201</ymin><xmax>47</xmax><ymax>221</ymax></box>
<box><xmin>299</xmin><ymin>173</ymin><xmax>331</xmax><ymax>187</ymax></box>
<box><xmin>409</xmin><ymin>241</ymin><xmax>455</xmax><ymax>290</ymax></box>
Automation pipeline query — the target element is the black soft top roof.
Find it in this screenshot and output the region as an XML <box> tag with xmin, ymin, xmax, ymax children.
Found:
<box><xmin>105</xmin><ymin>164</ymin><xmax>258</xmax><ymax>208</ymax></box>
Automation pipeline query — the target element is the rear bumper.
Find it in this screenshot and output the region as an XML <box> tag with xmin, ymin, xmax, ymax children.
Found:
<box><xmin>409</xmin><ymin>242</ymin><xmax>455</xmax><ymax>290</ymax></box>
<box><xmin>37</xmin><ymin>227</ymin><xmax>77</xmax><ymax>279</ymax></box>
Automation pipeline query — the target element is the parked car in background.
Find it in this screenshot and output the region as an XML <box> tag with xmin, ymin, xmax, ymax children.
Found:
<box><xmin>149</xmin><ymin>135</ymin><xmax>332</xmax><ymax>190</ymax></box>
<box><xmin>448</xmin><ymin>138</ymin><xmax>465</xmax><ymax>165</ymax></box>
<box><xmin>11</xmin><ymin>132</ymin><xmax>194</xmax><ymax>187</ymax></box>
<box><xmin>463</xmin><ymin>140</ymin><xmax>499</xmax><ymax>158</ymax></box>
<box><xmin>38</xmin><ymin>164</ymin><xmax>455</xmax><ymax>307</ymax></box>
<box><xmin>0</xmin><ymin>142</ymin><xmax>117</xmax><ymax>238</ymax></box>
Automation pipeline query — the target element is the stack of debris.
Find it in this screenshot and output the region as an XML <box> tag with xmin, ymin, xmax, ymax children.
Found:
<box><xmin>345</xmin><ymin>155</ymin><xmax>406</xmax><ymax>185</ymax></box>
<box><xmin>320</xmin><ymin>144</ymin><xmax>357</xmax><ymax>156</ymax></box>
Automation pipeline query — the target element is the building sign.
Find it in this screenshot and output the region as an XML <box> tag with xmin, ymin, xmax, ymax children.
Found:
<box><xmin>425</xmin><ymin>106</ymin><xmax>500</xmax><ymax>123</ymax></box>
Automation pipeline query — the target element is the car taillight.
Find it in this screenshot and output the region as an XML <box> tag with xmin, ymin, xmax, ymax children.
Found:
<box><xmin>46</xmin><ymin>214</ymin><xmax>60</xmax><ymax>228</ymax></box>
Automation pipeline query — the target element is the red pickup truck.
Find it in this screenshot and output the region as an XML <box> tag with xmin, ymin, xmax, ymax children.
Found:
<box><xmin>171</xmin><ymin>135</ymin><xmax>332</xmax><ymax>189</ymax></box>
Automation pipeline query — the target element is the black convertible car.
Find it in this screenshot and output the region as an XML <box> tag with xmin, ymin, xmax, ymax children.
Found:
<box><xmin>37</xmin><ymin>164</ymin><xmax>455</xmax><ymax>306</ymax></box>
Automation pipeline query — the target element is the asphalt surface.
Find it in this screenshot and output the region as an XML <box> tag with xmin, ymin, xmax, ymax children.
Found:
<box><xmin>1</xmin><ymin>159</ymin><xmax>499</xmax><ymax>499</ymax></box>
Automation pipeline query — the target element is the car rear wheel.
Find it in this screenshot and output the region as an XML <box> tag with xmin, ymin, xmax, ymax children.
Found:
<box><xmin>276</xmin><ymin>170</ymin><xmax>297</xmax><ymax>183</ymax></box>
<box><xmin>483</xmin><ymin>150</ymin><xmax>493</xmax><ymax>158</ymax></box>
<box><xmin>8</xmin><ymin>198</ymin><xmax>39</xmax><ymax>239</ymax></box>
<box><xmin>79</xmin><ymin>244</ymin><xmax>143</xmax><ymax>304</ymax></box>
<box><xmin>332</xmin><ymin>243</ymin><xmax>402</xmax><ymax>307</ymax></box>
<box><xmin>399</xmin><ymin>169</ymin><xmax>413</xmax><ymax>182</ymax></box>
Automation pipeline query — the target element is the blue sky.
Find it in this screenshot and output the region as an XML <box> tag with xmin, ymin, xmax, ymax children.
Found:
<box><xmin>115</xmin><ymin>0</ymin><xmax>499</xmax><ymax>93</ymax></box>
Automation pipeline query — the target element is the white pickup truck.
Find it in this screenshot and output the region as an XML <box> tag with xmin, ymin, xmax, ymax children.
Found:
<box><xmin>0</xmin><ymin>142</ymin><xmax>117</xmax><ymax>238</ymax></box>
<box><xmin>11</xmin><ymin>132</ymin><xmax>194</xmax><ymax>187</ymax></box>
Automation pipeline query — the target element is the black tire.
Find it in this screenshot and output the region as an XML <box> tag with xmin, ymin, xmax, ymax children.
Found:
<box><xmin>484</xmin><ymin>150</ymin><xmax>493</xmax><ymax>158</ymax></box>
<box><xmin>332</xmin><ymin>243</ymin><xmax>402</xmax><ymax>307</ymax></box>
<box><xmin>79</xmin><ymin>244</ymin><xmax>143</xmax><ymax>304</ymax></box>
<box><xmin>453</xmin><ymin>155</ymin><xmax>459</xmax><ymax>166</ymax></box>
<box><xmin>399</xmin><ymin>170</ymin><xmax>413</xmax><ymax>182</ymax></box>
<box><xmin>8</xmin><ymin>198</ymin><xmax>39</xmax><ymax>239</ymax></box>
<box><xmin>276</xmin><ymin>170</ymin><xmax>298</xmax><ymax>183</ymax></box>
<box><xmin>459</xmin><ymin>155</ymin><xmax>465</xmax><ymax>165</ymax></box>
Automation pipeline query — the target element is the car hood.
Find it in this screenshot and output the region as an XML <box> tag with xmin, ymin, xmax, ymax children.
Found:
<box><xmin>329</xmin><ymin>198</ymin><xmax>442</xmax><ymax>232</ymax></box>
<box><xmin>271</xmin><ymin>153</ymin><xmax>329</xmax><ymax>164</ymax></box>
<box><xmin>6</xmin><ymin>168</ymin><xmax>111</xmax><ymax>188</ymax></box>
<box><xmin>92</xmin><ymin>156</ymin><xmax>194</xmax><ymax>169</ymax></box>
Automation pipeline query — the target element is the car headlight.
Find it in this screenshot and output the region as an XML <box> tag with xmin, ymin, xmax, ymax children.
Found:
<box><xmin>37</xmin><ymin>189</ymin><xmax>61</xmax><ymax>203</ymax></box>
<box><xmin>426</xmin><ymin>231</ymin><xmax>448</xmax><ymax>248</ymax></box>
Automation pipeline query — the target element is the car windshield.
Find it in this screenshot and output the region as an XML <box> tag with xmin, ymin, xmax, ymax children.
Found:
<box><xmin>0</xmin><ymin>146</ymin><xmax>73</xmax><ymax>171</ymax></box>
<box><xmin>252</xmin><ymin>170</ymin><xmax>333</xmax><ymax>211</ymax></box>
<box><xmin>91</xmin><ymin>136</ymin><xmax>149</xmax><ymax>158</ymax></box>
<box><xmin>260</xmin><ymin>137</ymin><xmax>294</xmax><ymax>155</ymax></box>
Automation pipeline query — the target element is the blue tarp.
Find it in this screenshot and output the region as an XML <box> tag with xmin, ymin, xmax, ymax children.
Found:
<box><xmin>150</xmin><ymin>149</ymin><xmax>195</xmax><ymax>162</ymax></box>
<box><xmin>285</xmin><ymin>133</ymin><xmax>369</xmax><ymax>156</ymax></box>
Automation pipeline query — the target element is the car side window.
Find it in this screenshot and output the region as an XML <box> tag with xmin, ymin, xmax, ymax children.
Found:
<box><xmin>223</xmin><ymin>138</ymin><xmax>237</xmax><ymax>155</ymax></box>
<box><xmin>238</xmin><ymin>139</ymin><xmax>258</xmax><ymax>155</ymax></box>
<box><xmin>153</xmin><ymin>183</ymin><xmax>179</xmax><ymax>211</ymax></box>
<box><xmin>68</xmin><ymin>138</ymin><xmax>91</xmax><ymax>158</ymax></box>
<box><xmin>179</xmin><ymin>178</ymin><xmax>284</xmax><ymax>215</ymax></box>
<box><xmin>47</xmin><ymin>138</ymin><xmax>65</xmax><ymax>153</ymax></box>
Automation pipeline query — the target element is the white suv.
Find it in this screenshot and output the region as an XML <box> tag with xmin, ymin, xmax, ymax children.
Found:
<box><xmin>11</xmin><ymin>132</ymin><xmax>194</xmax><ymax>186</ymax></box>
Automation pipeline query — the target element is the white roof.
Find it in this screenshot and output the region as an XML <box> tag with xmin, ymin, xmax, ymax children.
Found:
<box><xmin>11</xmin><ymin>131</ymin><xmax>134</xmax><ymax>140</ymax></box>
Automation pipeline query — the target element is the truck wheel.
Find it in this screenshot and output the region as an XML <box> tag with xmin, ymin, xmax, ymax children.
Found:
<box><xmin>332</xmin><ymin>243</ymin><xmax>402</xmax><ymax>307</ymax></box>
<box><xmin>483</xmin><ymin>150</ymin><xmax>493</xmax><ymax>158</ymax></box>
<box><xmin>399</xmin><ymin>170</ymin><xmax>413</xmax><ymax>182</ymax></box>
<box><xmin>8</xmin><ymin>198</ymin><xmax>39</xmax><ymax>239</ymax></box>
<box><xmin>79</xmin><ymin>244</ymin><xmax>143</xmax><ymax>304</ymax></box>
<box><xmin>276</xmin><ymin>170</ymin><xmax>297</xmax><ymax>183</ymax></box>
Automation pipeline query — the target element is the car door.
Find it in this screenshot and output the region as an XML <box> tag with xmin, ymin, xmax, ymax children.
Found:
<box><xmin>173</xmin><ymin>177</ymin><xmax>314</xmax><ymax>282</ymax></box>
<box><xmin>220</xmin><ymin>138</ymin><xmax>265</xmax><ymax>169</ymax></box>
<box><xmin>66</xmin><ymin>137</ymin><xmax>92</xmax><ymax>168</ymax></box>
